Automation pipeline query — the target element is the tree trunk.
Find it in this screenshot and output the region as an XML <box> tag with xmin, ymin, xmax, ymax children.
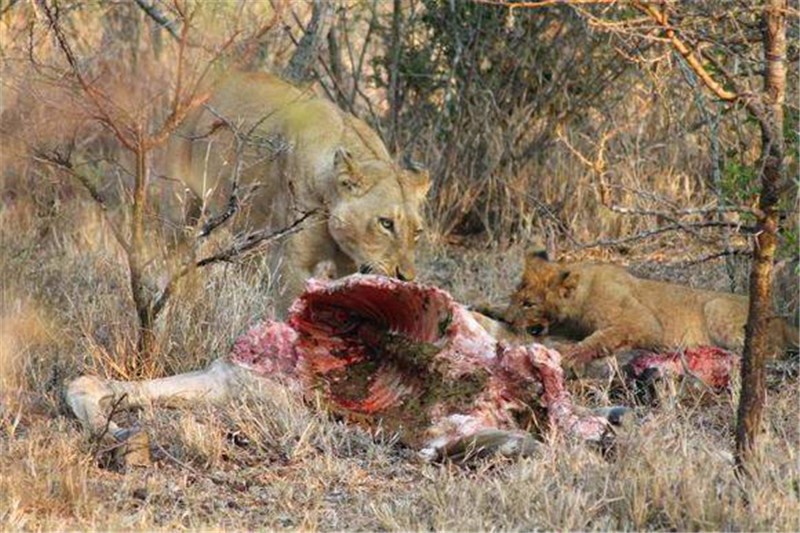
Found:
<box><xmin>327</xmin><ymin>19</ymin><xmax>348</xmax><ymax>109</ymax></box>
<box><xmin>129</xmin><ymin>142</ymin><xmax>157</xmax><ymax>370</ymax></box>
<box><xmin>387</xmin><ymin>0</ymin><xmax>402</xmax><ymax>150</ymax></box>
<box><xmin>283</xmin><ymin>0</ymin><xmax>332</xmax><ymax>85</ymax></box>
<box><xmin>734</xmin><ymin>0</ymin><xmax>786</xmax><ymax>473</ymax></box>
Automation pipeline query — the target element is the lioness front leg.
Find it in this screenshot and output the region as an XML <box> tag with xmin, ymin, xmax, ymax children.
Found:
<box><xmin>66</xmin><ymin>358</ymin><xmax>250</xmax><ymax>440</ymax></box>
<box><xmin>276</xmin><ymin>227</ymin><xmax>340</xmax><ymax>314</ymax></box>
<box><xmin>276</xmin><ymin>263</ymin><xmax>315</xmax><ymax>315</ymax></box>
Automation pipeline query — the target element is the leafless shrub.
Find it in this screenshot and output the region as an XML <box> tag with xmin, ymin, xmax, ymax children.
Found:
<box><xmin>2</xmin><ymin>0</ymin><xmax>323</xmax><ymax>376</ymax></box>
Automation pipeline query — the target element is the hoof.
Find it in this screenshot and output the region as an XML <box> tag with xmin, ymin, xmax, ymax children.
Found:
<box><xmin>66</xmin><ymin>375</ymin><xmax>113</xmax><ymax>427</ymax></box>
<box><xmin>66</xmin><ymin>375</ymin><xmax>129</xmax><ymax>439</ymax></box>
<box><xmin>97</xmin><ymin>428</ymin><xmax>152</xmax><ymax>470</ymax></box>
<box><xmin>593</xmin><ymin>406</ymin><xmax>635</xmax><ymax>428</ymax></box>
<box><xmin>114</xmin><ymin>430</ymin><xmax>152</xmax><ymax>468</ymax></box>
<box><xmin>417</xmin><ymin>447</ymin><xmax>439</xmax><ymax>463</ymax></box>
<box><xmin>622</xmin><ymin>365</ymin><xmax>670</xmax><ymax>404</ymax></box>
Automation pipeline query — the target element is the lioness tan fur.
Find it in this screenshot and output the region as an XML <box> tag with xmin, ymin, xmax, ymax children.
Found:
<box><xmin>505</xmin><ymin>250</ymin><xmax>799</xmax><ymax>364</ymax></box>
<box><xmin>169</xmin><ymin>71</ymin><xmax>430</xmax><ymax>311</ymax></box>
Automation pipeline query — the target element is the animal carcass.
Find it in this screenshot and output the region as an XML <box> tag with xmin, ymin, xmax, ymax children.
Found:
<box><xmin>67</xmin><ymin>275</ymin><xmax>627</xmax><ymax>462</ymax></box>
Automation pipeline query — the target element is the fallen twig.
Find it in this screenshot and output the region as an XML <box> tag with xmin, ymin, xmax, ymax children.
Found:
<box><xmin>89</xmin><ymin>393</ymin><xmax>128</xmax><ymax>459</ymax></box>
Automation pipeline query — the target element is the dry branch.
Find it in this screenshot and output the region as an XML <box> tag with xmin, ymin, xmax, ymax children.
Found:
<box><xmin>197</xmin><ymin>210</ymin><xmax>321</xmax><ymax>267</ymax></box>
<box><xmin>674</xmin><ymin>248</ymin><xmax>752</xmax><ymax>267</ymax></box>
<box><xmin>32</xmin><ymin>150</ymin><xmax>132</xmax><ymax>254</ymax></box>
<box><xmin>35</xmin><ymin>0</ymin><xmax>287</xmax><ymax>365</ymax></box>
<box><xmin>557</xmin><ymin>127</ymin><xmax>756</xmax><ymax>248</ymax></box>
<box><xmin>89</xmin><ymin>393</ymin><xmax>129</xmax><ymax>457</ymax></box>
<box><xmin>151</xmin><ymin>209</ymin><xmax>321</xmax><ymax>318</ymax></box>
<box><xmin>576</xmin><ymin>221</ymin><xmax>755</xmax><ymax>250</ymax></box>
<box><xmin>632</xmin><ymin>1</ymin><xmax>737</xmax><ymax>101</ymax></box>
<box><xmin>133</xmin><ymin>0</ymin><xmax>180</xmax><ymax>40</ymax></box>
<box><xmin>38</xmin><ymin>0</ymin><xmax>137</xmax><ymax>152</ymax></box>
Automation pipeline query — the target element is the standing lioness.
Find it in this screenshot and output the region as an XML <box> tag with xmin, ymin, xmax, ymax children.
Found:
<box><xmin>169</xmin><ymin>71</ymin><xmax>430</xmax><ymax>311</ymax></box>
<box><xmin>506</xmin><ymin>250</ymin><xmax>799</xmax><ymax>364</ymax></box>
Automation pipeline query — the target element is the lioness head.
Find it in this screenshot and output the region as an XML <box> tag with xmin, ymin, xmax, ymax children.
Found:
<box><xmin>505</xmin><ymin>249</ymin><xmax>578</xmax><ymax>336</ymax></box>
<box><xmin>328</xmin><ymin>149</ymin><xmax>431</xmax><ymax>281</ymax></box>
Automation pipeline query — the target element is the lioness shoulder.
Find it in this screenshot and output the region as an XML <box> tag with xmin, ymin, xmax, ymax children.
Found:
<box><xmin>169</xmin><ymin>71</ymin><xmax>430</xmax><ymax>311</ymax></box>
<box><xmin>505</xmin><ymin>249</ymin><xmax>798</xmax><ymax>363</ymax></box>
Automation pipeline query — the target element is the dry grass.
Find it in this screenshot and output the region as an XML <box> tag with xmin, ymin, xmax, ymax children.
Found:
<box><xmin>1</xmin><ymin>195</ymin><xmax>799</xmax><ymax>531</ymax></box>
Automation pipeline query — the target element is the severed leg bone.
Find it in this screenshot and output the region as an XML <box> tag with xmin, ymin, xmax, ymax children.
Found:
<box><xmin>67</xmin><ymin>320</ymin><xmax>301</xmax><ymax>440</ymax></box>
<box><xmin>66</xmin><ymin>358</ymin><xmax>252</xmax><ymax>440</ymax></box>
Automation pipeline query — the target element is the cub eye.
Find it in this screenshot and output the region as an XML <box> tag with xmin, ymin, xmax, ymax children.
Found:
<box><xmin>522</xmin><ymin>300</ymin><xmax>535</xmax><ymax>309</ymax></box>
<box><xmin>378</xmin><ymin>217</ymin><xmax>395</xmax><ymax>232</ymax></box>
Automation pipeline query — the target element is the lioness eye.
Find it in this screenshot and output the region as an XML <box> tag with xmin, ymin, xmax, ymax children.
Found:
<box><xmin>414</xmin><ymin>228</ymin><xmax>423</xmax><ymax>241</ymax></box>
<box><xmin>378</xmin><ymin>217</ymin><xmax>395</xmax><ymax>232</ymax></box>
<box><xmin>522</xmin><ymin>300</ymin><xmax>534</xmax><ymax>309</ymax></box>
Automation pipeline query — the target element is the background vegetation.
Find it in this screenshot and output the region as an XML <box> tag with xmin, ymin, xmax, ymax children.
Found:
<box><xmin>1</xmin><ymin>0</ymin><xmax>797</xmax><ymax>530</ymax></box>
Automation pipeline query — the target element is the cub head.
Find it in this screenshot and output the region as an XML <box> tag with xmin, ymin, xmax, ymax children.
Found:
<box><xmin>505</xmin><ymin>248</ymin><xmax>578</xmax><ymax>336</ymax></box>
<box><xmin>328</xmin><ymin>149</ymin><xmax>431</xmax><ymax>281</ymax></box>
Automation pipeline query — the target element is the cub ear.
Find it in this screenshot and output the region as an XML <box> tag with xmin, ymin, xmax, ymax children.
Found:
<box><xmin>526</xmin><ymin>248</ymin><xmax>549</xmax><ymax>262</ymax></box>
<box><xmin>524</xmin><ymin>234</ymin><xmax>550</xmax><ymax>264</ymax></box>
<box><xmin>555</xmin><ymin>270</ymin><xmax>578</xmax><ymax>299</ymax></box>
<box><xmin>524</xmin><ymin>247</ymin><xmax>550</xmax><ymax>272</ymax></box>
<box><xmin>401</xmin><ymin>156</ymin><xmax>431</xmax><ymax>199</ymax></box>
<box><xmin>334</xmin><ymin>148</ymin><xmax>371</xmax><ymax>196</ymax></box>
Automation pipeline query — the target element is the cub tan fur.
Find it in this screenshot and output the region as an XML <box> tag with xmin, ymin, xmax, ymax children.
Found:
<box><xmin>169</xmin><ymin>71</ymin><xmax>430</xmax><ymax>310</ymax></box>
<box><xmin>505</xmin><ymin>250</ymin><xmax>798</xmax><ymax>364</ymax></box>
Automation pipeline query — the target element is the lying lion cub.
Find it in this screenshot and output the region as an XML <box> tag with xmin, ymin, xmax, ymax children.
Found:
<box><xmin>505</xmin><ymin>249</ymin><xmax>799</xmax><ymax>365</ymax></box>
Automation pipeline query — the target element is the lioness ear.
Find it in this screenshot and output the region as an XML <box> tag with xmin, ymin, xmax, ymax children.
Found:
<box><xmin>334</xmin><ymin>148</ymin><xmax>370</xmax><ymax>196</ymax></box>
<box><xmin>402</xmin><ymin>156</ymin><xmax>431</xmax><ymax>199</ymax></box>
